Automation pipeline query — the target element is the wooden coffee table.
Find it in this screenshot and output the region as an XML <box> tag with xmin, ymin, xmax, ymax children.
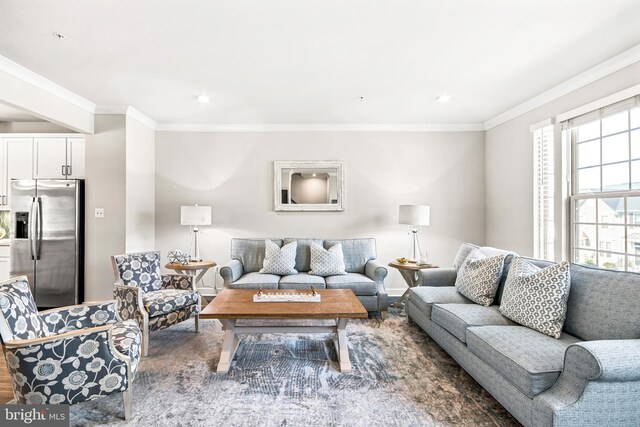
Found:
<box><xmin>200</xmin><ymin>289</ymin><xmax>368</xmax><ymax>373</ymax></box>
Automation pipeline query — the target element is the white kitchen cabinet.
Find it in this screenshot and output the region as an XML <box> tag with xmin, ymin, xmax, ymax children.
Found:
<box><xmin>0</xmin><ymin>138</ymin><xmax>33</xmax><ymax>208</ymax></box>
<box><xmin>34</xmin><ymin>137</ymin><xmax>68</xmax><ymax>179</ymax></box>
<box><xmin>33</xmin><ymin>136</ymin><xmax>85</xmax><ymax>179</ymax></box>
<box><xmin>0</xmin><ymin>246</ymin><xmax>9</xmax><ymax>280</ymax></box>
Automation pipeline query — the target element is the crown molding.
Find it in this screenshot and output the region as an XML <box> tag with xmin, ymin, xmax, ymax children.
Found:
<box><xmin>0</xmin><ymin>54</ymin><xmax>96</xmax><ymax>113</ymax></box>
<box><xmin>484</xmin><ymin>42</ymin><xmax>640</xmax><ymax>130</ymax></box>
<box><xmin>155</xmin><ymin>123</ymin><xmax>485</xmax><ymax>132</ymax></box>
<box><xmin>95</xmin><ymin>105</ymin><xmax>157</xmax><ymax>129</ymax></box>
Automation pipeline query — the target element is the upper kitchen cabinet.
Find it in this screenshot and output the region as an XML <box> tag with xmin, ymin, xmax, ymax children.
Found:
<box><xmin>34</xmin><ymin>137</ymin><xmax>85</xmax><ymax>179</ymax></box>
<box><xmin>3</xmin><ymin>138</ymin><xmax>33</xmax><ymax>207</ymax></box>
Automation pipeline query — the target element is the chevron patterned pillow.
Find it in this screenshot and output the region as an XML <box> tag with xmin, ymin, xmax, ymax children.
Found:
<box><xmin>259</xmin><ymin>240</ymin><xmax>298</xmax><ymax>275</ymax></box>
<box><xmin>454</xmin><ymin>249</ymin><xmax>507</xmax><ymax>306</ymax></box>
<box><xmin>499</xmin><ymin>257</ymin><xmax>571</xmax><ymax>339</ymax></box>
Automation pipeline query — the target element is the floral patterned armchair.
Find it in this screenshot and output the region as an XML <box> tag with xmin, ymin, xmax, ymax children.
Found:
<box><xmin>111</xmin><ymin>251</ymin><xmax>200</xmax><ymax>357</ymax></box>
<box><xmin>0</xmin><ymin>276</ymin><xmax>141</xmax><ymax>420</ymax></box>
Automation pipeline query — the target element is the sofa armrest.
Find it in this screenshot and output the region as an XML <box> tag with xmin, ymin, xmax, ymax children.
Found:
<box><xmin>533</xmin><ymin>340</ymin><xmax>640</xmax><ymax>426</ymax></box>
<box><xmin>39</xmin><ymin>301</ymin><xmax>119</xmax><ymax>334</ymax></box>
<box><xmin>161</xmin><ymin>273</ymin><xmax>195</xmax><ymax>291</ymax></box>
<box><xmin>365</xmin><ymin>260</ymin><xmax>388</xmax><ymax>282</ymax></box>
<box><xmin>220</xmin><ymin>260</ymin><xmax>244</xmax><ymax>286</ymax></box>
<box><xmin>418</xmin><ymin>268</ymin><xmax>457</xmax><ymax>287</ymax></box>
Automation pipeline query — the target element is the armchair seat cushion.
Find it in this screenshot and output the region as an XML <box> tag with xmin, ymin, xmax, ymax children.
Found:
<box><xmin>279</xmin><ymin>273</ymin><xmax>326</xmax><ymax>290</ymax></box>
<box><xmin>143</xmin><ymin>289</ymin><xmax>199</xmax><ymax>318</ymax></box>
<box><xmin>229</xmin><ymin>272</ymin><xmax>280</xmax><ymax>289</ymax></box>
<box><xmin>325</xmin><ymin>273</ymin><xmax>376</xmax><ymax>296</ymax></box>
<box><xmin>111</xmin><ymin>320</ymin><xmax>142</xmax><ymax>375</ymax></box>
<box><xmin>466</xmin><ymin>325</ymin><xmax>581</xmax><ymax>398</ymax></box>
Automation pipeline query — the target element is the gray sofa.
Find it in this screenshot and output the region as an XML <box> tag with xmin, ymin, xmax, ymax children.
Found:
<box><xmin>220</xmin><ymin>238</ymin><xmax>389</xmax><ymax>317</ymax></box>
<box><xmin>406</xmin><ymin>243</ymin><xmax>640</xmax><ymax>427</ymax></box>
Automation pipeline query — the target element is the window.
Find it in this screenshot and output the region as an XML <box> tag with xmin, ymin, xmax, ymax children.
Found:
<box><xmin>567</xmin><ymin>95</ymin><xmax>640</xmax><ymax>271</ymax></box>
<box><xmin>533</xmin><ymin>124</ymin><xmax>555</xmax><ymax>261</ymax></box>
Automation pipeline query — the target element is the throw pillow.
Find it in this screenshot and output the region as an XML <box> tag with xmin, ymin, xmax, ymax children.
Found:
<box><xmin>454</xmin><ymin>249</ymin><xmax>507</xmax><ymax>306</ymax></box>
<box><xmin>309</xmin><ymin>242</ymin><xmax>347</xmax><ymax>277</ymax></box>
<box><xmin>259</xmin><ymin>240</ymin><xmax>298</xmax><ymax>275</ymax></box>
<box><xmin>499</xmin><ymin>257</ymin><xmax>571</xmax><ymax>339</ymax></box>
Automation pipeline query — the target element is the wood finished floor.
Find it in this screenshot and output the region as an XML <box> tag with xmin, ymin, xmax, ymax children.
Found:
<box><xmin>0</xmin><ymin>352</ymin><xmax>12</xmax><ymax>403</ymax></box>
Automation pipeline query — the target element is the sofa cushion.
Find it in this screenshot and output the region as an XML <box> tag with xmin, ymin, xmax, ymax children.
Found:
<box><xmin>466</xmin><ymin>325</ymin><xmax>581</xmax><ymax>398</ymax></box>
<box><xmin>231</xmin><ymin>239</ymin><xmax>283</xmax><ymax>273</ymax></box>
<box><xmin>323</xmin><ymin>239</ymin><xmax>376</xmax><ymax>274</ymax></box>
<box><xmin>279</xmin><ymin>273</ymin><xmax>326</xmax><ymax>290</ymax></box>
<box><xmin>453</xmin><ymin>242</ymin><xmax>479</xmax><ymax>271</ymax></box>
<box><xmin>455</xmin><ymin>250</ymin><xmax>507</xmax><ymax>306</ymax></box>
<box><xmin>500</xmin><ymin>258</ymin><xmax>571</xmax><ymax>339</ymax></box>
<box><xmin>284</xmin><ymin>238</ymin><xmax>323</xmax><ymax>273</ymax></box>
<box><xmin>431</xmin><ymin>304</ymin><xmax>514</xmax><ymax>343</ymax></box>
<box><xmin>230</xmin><ymin>272</ymin><xmax>280</xmax><ymax>289</ymax></box>
<box><xmin>407</xmin><ymin>286</ymin><xmax>472</xmax><ymax>318</ymax></box>
<box><xmin>143</xmin><ymin>289</ymin><xmax>199</xmax><ymax>318</ymax></box>
<box><xmin>310</xmin><ymin>242</ymin><xmax>347</xmax><ymax>276</ymax></box>
<box><xmin>325</xmin><ymin>273</ymin><xmax>376</xmax><ymax>295</ymax></box>
<box><xmin>260</xmin><ymin>240</ymin><xmax>298</xmax><ymax>275</ymax></box>
<box><xmin>564</xmin><ymin>263</ymin><xmax>640</xmax><ymax>341</ymax></box>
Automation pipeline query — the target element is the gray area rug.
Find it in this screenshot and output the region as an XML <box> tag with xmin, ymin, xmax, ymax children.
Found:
<box><xmin>70</xmin><ymin>311</ymin><xmax>518</xmax><ymax>426</ymax></box>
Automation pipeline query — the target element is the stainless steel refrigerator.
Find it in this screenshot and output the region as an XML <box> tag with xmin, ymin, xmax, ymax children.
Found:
<box><xmin>10</xmin><ymin>180</ymin><xmax>84</xmax><ymax>308</ymax></box>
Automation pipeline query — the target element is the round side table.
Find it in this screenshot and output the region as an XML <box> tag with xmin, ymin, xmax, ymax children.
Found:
<box><xmin>388</xmin><ymin>261</ymin><xmax>438</xmax><ymax>307</ymax></box>
<box><xmin>165</xmin><ymin>260</ymin><xmax>217</xmax><ymax>306</ymax></box>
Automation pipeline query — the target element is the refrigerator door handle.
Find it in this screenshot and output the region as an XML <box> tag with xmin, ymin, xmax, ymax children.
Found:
<box><xmin>29</xmin><ymin>197</ymin><xmax>36</xmax><ymax>260</ymax></box>
<box><xmin>34</xmin><ymin>197</ymin><xmax>43</xmax><ymax>260</ymax></box>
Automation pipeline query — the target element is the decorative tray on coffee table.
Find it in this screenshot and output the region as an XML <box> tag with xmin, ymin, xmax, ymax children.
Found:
<box><xmin>253</xmin><ymin>286</ymin><xmax>321</xmax><ymax>303</ymax></box>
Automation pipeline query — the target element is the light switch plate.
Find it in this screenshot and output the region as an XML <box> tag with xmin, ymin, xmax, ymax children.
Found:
<box><xmin>95</xmin><ymin>208</ymin><xmax>105</xmax><ymax>218</ymax></box>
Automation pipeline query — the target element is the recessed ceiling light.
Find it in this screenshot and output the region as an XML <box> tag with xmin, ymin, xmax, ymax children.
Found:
<box><xmin>436</xmin><ymin>94</ymin><xmax>452</xmax><ymax>103</ymax></box>
<box><xmin>197</xmin><ymin>94</ymin><xmax>210</xmax><ymax>104</ymax></box>
<box><xmin>312</xmin><ymin>173</ymin><xmax>317</xmax><ymax>177</ymax></box>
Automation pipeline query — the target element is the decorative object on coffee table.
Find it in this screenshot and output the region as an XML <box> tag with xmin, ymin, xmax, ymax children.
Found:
<box><xmin>253</xmin><ymin>285</ymin><xmax>320</xmax><ymax>302</ymax></box>
<box><xmin>180</xmin><ymin>204</ymin><xmax>212</xmax><ymax>262</ymax></box>
<box><xmin>389</xmin><ymin>260</ymin><xmax>438</xmax><ymax>307</ymax></box>
<box><xmin>398</xmin><ymin>204</ymin><xmax>431</xmax><ymax>264</ymax></box>
<box><xmin>165</xmin><ymin>260</ymin><xmax>217</xmax><ymax>305</ymax></box>
<box><xmin>200</xmin><ymin>289</ymin><xmax>367</xmax><ymax>373</ymax></box>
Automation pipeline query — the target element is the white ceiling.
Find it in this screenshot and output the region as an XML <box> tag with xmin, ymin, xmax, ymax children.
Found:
<box><xmin>0</xmin><ymin>0</ymin><xmax>640</xmax><ymax>126</ymax></box>
<box><xmin>0</xmin><ymin>103</ymin><xmax>42</xmax><ymax>122</ymax></box>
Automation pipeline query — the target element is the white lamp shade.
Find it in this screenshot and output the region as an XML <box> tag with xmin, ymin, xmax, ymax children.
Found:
<box><xmin>399</xmin><ymin>205</ymin><xmax>430</xmax><ymax>226</ymax></box>
<box><xmin>181</xmin><ymin>205</ymin><xmax>211</xmax><ymax>226</ymax></box>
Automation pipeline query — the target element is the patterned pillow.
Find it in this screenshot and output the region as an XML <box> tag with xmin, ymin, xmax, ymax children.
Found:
<box><xmin>0</xmin><ymin>277</ymin><xmax>50</xmax><ymax>341</ymax></box>
<box><xmin>499</xmin><ymin>257</ymin><xmax>571</xmax><ymax>339</ymax></box>
<box><xmin>259</xmin><ymin>240</ymin><xmax>298</xmax><ymax>275</ymax></box>
<box><xmin>454</xmin><ymin>250</ymin><xmax>507</xmax><ymax>306</ymax></box>
<box><xmin>309</xmin><ymin>242</ymin><xmax>347</xmax><ymax>277</ymax></box>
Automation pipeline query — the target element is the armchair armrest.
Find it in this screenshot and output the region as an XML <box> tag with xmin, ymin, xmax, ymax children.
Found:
<box><xmin>113</xmin><ymin>284</ymin><xmax>147</xmax><ymax>333</ymax></box>
<box><xmin>220</xmin><ymin>259</ymin><xmax>244</xmax><ymax>286</ymax></box>
<box><xmin>418</xmin><ymin>268</ymin><xmax>457</xmax><ymax>287</ymax></box>
<box><xmin>4</xmin><ymin>325</ymin><xmax>132</xmax><ymax>405</ymax></box>
<box><xmin>161</xmin><ymin>274</ymin><xmax>194</xmax><ymax>291</ymax></box>
<box><xmin>39</xmin><ymin>301</ymin><xmax>119</xmax><ymax>334</ymax></box>
<box><xmin>533</xmin><ymin>339</ymin><xmax>640</xmax><ymax>426</ymax></box>
<box><xmin>365</xmin><ymin>260</ymin><xmax>388</xmax><ymax>282</ymax></box>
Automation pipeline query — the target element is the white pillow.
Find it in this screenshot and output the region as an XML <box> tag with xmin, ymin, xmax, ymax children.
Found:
<box><xmin>499</xmin><ymin>257</ymin><xmax>571</xmax><ymax>339</ymax></box>
<box><xmin>259</xmin><ymin>240</ymin><xmax>298</xmax><ymax>275</ymax></box>
<box><xmin>454</xmin><ymin>249</ymin><xmax>507</xmax><ymax>306</ymax></box>
<box><xmin>309</xmin><ymin>242</ymin><xmax>347</xmax><ymax>277</ymax></box>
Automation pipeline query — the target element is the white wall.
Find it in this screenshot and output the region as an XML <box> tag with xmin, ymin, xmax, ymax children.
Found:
<box><xmin>84</xmin><ymin>115</ymin><xmax>126</xmax><ymax>301</ymax></box>
<box><xmin>485</xmin><ymin>61</ymin><xmax>640</xmax><ymax>256</ymax></box>
<box><xmin>155</xmin><ymin>131</ymin><xmax>486</xmax><ymax>294</ymax></box>
<box><xmin>125</xmin><ymin>115</ymin><xmax>156</xmax><ymax>252</ymax></box>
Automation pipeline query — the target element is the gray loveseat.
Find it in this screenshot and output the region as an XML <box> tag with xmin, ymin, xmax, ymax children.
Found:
<box><xmin>220</xmin><ymin>238</ymin><xmax>389</xmax><ymax>317</ymax></box>
<box><xmin>406</xmin><ymin>243</ymin><xmax>640</xmax><ymax>427</ymax></box>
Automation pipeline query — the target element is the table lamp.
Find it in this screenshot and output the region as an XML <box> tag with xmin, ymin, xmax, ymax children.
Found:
<box><xmin>181</xmin><ymin>204</ymin><xmax>211</xmax><ymax>262</ymax></box>
<box><xmin>399</xmin><ymin>205</ymin><xmax>430</xmax><ymax>264</ymax></box>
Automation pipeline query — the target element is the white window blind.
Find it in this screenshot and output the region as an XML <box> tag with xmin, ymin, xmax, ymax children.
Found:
<box><xmin>533</xmin><ymin>124</ymin><xmax>555</xmax><ymax>261</ymax></box>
